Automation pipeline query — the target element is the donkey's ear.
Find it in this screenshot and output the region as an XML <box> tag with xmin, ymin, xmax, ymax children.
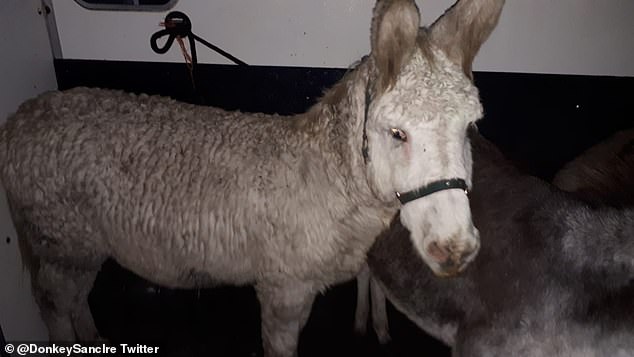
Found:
<box><xmin>371</xmin><ymin>0</ymin><xmax>421</xmax><ymax>93</ymax></box>
<box><xmin>430</xmin><ymin>0</ymin><xmax>505</xmax><ymax>79</ymax></box>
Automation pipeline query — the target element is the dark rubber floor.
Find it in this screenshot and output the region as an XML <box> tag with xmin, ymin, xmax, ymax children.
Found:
<box><xmin>91</xmin><ymin>259</ymin><xmax>450</xmax><ymax>357</ymax></box>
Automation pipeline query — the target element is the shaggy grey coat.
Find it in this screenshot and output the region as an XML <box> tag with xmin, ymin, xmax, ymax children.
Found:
<box><xmin>1</xmin><ymin>85</ymin><xmax>394</xmax><ymax>350</ymax></box>
<box><xmin>2</xmin><ymin>87</ymin><xmax>385</xmax><ymax>285</ymax></box>
<box><xmin>362</xmin><ymin>129</ymin><xmax>634</xmax><ymax>356</ymax></box>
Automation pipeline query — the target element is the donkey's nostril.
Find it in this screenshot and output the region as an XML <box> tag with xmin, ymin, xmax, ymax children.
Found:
<box><xmin>426</xmin><ymin>241</ymin><xmax>450</xmax><ymax>263</ymax></box>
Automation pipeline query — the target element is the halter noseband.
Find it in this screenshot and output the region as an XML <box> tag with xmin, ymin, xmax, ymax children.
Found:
<box><xmin>395</xmin><ymin>178</ymin><xmax>469</xmax><ymax>205</ymax></box>
<box><xmin>361</xmin><ymin>79</ymin><xmax>469</xmax><ymax>205</ymax></box>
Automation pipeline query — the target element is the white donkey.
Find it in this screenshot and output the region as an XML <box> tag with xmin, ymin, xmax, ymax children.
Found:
<box><xmin>0</xmin><ymin>0</ymin><xmax>503</xmax><ymax>356</ymax></box>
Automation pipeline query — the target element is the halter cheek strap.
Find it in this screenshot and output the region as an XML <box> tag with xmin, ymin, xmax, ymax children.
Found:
<box><xmin>361</xmin><ymin>81</ymin><xmax>372</xmax><ymax>164</ymax></box>
<box><xmin>396</xmin><ymin>178</ymin><xmax>469</xmax><ymax>205</ymax></box>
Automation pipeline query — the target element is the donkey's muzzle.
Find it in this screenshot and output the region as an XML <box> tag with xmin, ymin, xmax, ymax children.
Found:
<box><xmin>427</xmin><ymin>239</ymin><xmax>479</xmax><ymax>277</ymax></box>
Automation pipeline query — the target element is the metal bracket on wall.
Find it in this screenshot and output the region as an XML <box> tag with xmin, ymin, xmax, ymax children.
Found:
<box><xmin>40</xmin><ymin>0</ymin><xmax>63</xmax><ymax>59</ymax></box>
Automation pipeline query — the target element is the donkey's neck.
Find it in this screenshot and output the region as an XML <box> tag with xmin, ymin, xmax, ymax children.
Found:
<box><xmin>303</xmin><ymin>60</ymin><xmax>384</xmax><ymax>207</ymax></box>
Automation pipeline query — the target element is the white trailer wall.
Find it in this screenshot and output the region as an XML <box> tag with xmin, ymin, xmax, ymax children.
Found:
<box><xmin>51</xmin><ymin>0</ymin><xmax>634</xmax><ymax>77</ymax></box>
<box><xmin>0</xmin><ymin>0</ymin><xmax>57</xmax><ymax>342</ymax></box>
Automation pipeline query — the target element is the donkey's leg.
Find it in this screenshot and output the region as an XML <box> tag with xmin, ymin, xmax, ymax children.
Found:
<box><xmin>256</xmin><ymin>281</ymin><xmax>317</xmax><ymax>357</ymax></box>
<box><xmin>69</xmin><ymin>267</ymin><xmax>102</xmax><ymax>342</ymax></box>
<box><xmin>370</xmin><ymin>275</ymin><xmax>391</xmax><ymax>344</ymax></box>
<box><xmin>34</xmin><ymin>259</ymin><xmax>102</xmax><ymax>341</ymax></box>
<box><xmin>354</xmin><ymin>263</ymin><xmax>370</xmax><ymax>335</ymax></box>
<box><xmin>9</xmin><ymin>199</ymin><xmax>104</xmax><ymax>342</ymax></box>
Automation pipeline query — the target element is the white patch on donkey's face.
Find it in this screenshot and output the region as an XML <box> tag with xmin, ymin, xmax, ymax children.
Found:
<box><xmin>367</xmin><ymin>49</ymin><xmax>482</xmax><ymax>276</ymax></box>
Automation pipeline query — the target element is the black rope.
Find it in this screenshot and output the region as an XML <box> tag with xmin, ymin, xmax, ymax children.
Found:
<box><xmin>150</xmin><ymin>11</ymin><xmax>248</xmax><ymax>100</ymax></box>
<box><xmin>150</xmin><ymin>11</ymin><xmax>247</xmax><ymax>66</ymax></box>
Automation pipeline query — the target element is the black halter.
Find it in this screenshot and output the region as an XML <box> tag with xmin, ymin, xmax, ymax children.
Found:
<box><xmin>396</xmin><ymin>178</ymin><xmax>469</xmax><ymax>204</ymax></box>
<box><xmin>361</xmin><ymin>81</ymin><xmax>470</xmax><ymax>205</ymax></box>
<box><xmin>361</xmin><ymin>83</ymin><xmax>372</xmax><ymax>164</ymax></box>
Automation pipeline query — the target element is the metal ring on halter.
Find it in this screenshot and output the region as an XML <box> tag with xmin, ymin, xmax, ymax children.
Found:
<box><xmin>395</xmin><ymin>178</ymin><xmax>469</xmax><ymax>205</ymax></box>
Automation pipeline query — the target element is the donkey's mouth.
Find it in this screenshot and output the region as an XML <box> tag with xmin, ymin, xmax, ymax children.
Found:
<box><xmin>433</xmin><ymin>267</ymin><xmax>463</xmax><ymax>278</ymax></box>
<box><xmin>433</xmin><ymin>257</ymin><xmax>472</xmax><ymax>278</ymax></box>
<box><xmin>434</xmin><ymin>269</ymin><xmax>465</xmax><ymax>278</ymax></box>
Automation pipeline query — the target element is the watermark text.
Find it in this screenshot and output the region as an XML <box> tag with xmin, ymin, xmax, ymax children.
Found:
<box><xmin>3</xmin><ymin>342</ymin><xmax>159</xmax><ymax>356</ymax></box>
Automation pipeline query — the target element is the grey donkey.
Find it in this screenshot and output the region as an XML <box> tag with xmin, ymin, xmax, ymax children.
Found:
<box><xmin>356</xmin><ymin>128</ymin><xmax>634</xmax><ymax>356</ymax></box>
<box><xmin>553</xmin><ymin>128</ymin><xmax>634</xmax><ymax>208</ymax></box>
<box><xmin>0</xmin><ymin>0</ymin><xmax>504</xmax><ymax>356</ymax></box>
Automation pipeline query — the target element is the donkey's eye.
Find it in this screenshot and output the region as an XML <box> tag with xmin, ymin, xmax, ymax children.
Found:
<box><xmin>390</xmin><ymin>128</ymin><xmax>408</xmax><ymax>142</ymax></box>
